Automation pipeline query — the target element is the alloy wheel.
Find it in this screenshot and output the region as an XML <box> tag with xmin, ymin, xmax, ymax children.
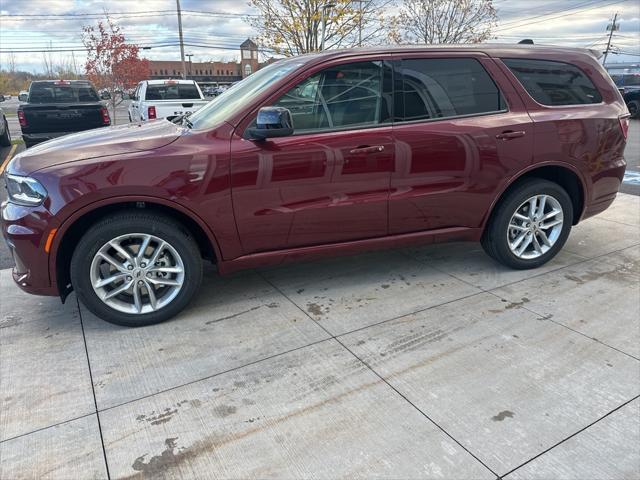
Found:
<box><xmin>90</xmin><ymin>233</ymin><xmax>185</xmax><ymax>314</ymax></box>
<box><xmin>507</xmin><ymin>194</ymin><xmax>564</xmax><ymax>260</ymax></box>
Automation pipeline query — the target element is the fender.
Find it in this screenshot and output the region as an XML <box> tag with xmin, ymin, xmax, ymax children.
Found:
<box><xmin>480</xmin><ymin>160</ymin><xmax>590</xmax><ymax>231</ymax></box>
<box><xmin>47</xmin><ymin>194</ymin><xmax>224</xmax><ymax>288</ymax></box>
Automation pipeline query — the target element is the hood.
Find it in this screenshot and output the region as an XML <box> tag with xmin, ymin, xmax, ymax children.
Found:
<box><xmin>11</xmin><ymin>120</ymin><xmax>183</xmax><ymax>174</ymax></box>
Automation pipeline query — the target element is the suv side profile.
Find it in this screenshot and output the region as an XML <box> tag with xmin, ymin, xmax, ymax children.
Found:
<box><xmin>1</xmin><ymin>45</ymin><xmax>629</xmax><ymax>327</ymax></box>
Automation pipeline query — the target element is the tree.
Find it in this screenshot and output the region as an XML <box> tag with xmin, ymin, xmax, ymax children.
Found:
<box><xmin>246</xmin><ymin>0</ymin><xmax>392</xmax><ymax>56</ymax></box>
<box><xmin>82</xmin><ymin>15</ymin><xmax>149</xmax><ymax>124</ymax></box>
<box><xmin>389</xmin><ymin>0</ymin><xmax>497</xmax><ymax>45</ymax></box>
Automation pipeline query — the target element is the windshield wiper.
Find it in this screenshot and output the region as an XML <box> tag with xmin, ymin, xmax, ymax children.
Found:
<box><xmin>182</xmin><ymin>116</ymin><xmax>194</xmax><ymax>129</ymax></box>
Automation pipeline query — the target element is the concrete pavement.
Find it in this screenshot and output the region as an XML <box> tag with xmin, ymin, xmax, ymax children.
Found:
<box><xmin>1</xmin><ymin>193</ymin><xmax>638</xmax><ymax>480</ymax></box>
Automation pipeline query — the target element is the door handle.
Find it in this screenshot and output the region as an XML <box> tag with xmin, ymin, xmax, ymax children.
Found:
<box><xmin>496</xmin><ymin>131</ymin><xmax>526</xmax><ymax>140</ymax></box>
<box><xmin>349</xmin><ymin>145</ymin><xmax>385</xmax><ymax>154</ymax></box>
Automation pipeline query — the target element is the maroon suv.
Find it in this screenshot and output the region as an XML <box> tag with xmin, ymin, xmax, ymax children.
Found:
<box><xmin>1</xmin><ymin>45</ymin><xmax>629</xmax><ymax>326</ymax></box>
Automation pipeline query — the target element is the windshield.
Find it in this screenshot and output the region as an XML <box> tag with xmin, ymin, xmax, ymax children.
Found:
<box><xmin>189</xmin><ymin>59</ymin><xmax>304</xmax><ymax>130</ymax></box>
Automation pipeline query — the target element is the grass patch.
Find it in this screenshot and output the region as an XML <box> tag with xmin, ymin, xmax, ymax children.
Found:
<box><xmin>11</xmin><ymin>138</ymin><xmax>24</xmax><ymax>145</ymax></box>
<box><xmin>3</xmin><ymin>112</ymin><xmax>16</xmax><ymax>117</ymax></box>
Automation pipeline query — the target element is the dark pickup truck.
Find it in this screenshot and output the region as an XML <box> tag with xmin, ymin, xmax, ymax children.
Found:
<box><xmin>18</xmin><ymin>80</ymin><xmax>111</xmax><ymax>148</ymax></box>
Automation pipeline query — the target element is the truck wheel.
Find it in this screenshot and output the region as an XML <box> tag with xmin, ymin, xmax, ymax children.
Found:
<box><xmin>0</xmin><ymin>119</ymin><xmax>10</xmax><ymax>146</ymax></box>
<box><xmin>481</xmin><ymin>179</ymin><xmax>573</xmax><ymax>269</ymax></box>
<box><xmin>70</xmin><ymin>211</ymin><xmax>203</xmax><ymax>327</ymax></box>
<box><xmin>628</xmin><ymin>100</ymin><xmax>639</xmax><ymax>119</ymax></box>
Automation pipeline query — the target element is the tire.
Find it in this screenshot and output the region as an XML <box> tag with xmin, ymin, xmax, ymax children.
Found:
<box><xmin>0</xmin><ymin>119</ymin><xmax>10</xmax><ymax>147</ymax></box>
<box><xmin>481</xmin><ymin>179</ymin><xmax>573</xmax><ymax>270</ymax></box>
<box><xmin>70</xmin><ymin>211</ymin><xmax>203</xmax><ymax>327</ymax></box>
<box><xmin>627</xmin><ymin>100</ymin><xmax>639</xmax><ymax>119</ymax></box>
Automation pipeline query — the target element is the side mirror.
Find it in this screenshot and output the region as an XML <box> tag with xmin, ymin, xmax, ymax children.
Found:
<box><xmin>18</xmin><ymin>94</ymin><xmax>28</xmax><ymax>102</ymax></box>
<box><xmin>0</xmin><ymin>95</ymin><xmax>5</xmax><ymax>102</ymax></box>
<box><xmin>247</xmin><ymin>106</ymin><xmax>294</xmax><ymax>140</ymax></box>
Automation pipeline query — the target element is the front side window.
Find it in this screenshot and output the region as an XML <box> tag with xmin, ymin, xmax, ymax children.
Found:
<box><xmin>272</xmin><ymin>61</ymin><xmax>391</xmax><ymax>134</ymax></box>
<box><xmin>503</xmin><ymin>58</ymin><xmax>602</xmax><ymax>106</ymax></box>
<box><xmin>396</xmin><ymin>58</ymin><xmax>505</xmax><ymax>122</ymax></box>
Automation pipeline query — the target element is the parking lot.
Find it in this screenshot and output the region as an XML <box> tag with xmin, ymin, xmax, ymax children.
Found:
<box><xmin>1</xmin><ymin>184</ymin><xmax>639</xmax><ymax>478</ymax></box>
<box><xmin>1</xmin><ymin>104</ymin><xmax>639</xmax><ymax>478</ymax></box>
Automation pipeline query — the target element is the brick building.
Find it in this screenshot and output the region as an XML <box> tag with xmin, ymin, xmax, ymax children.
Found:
<box><xmin>148</xmin><ymin>39</ymin><xmax>267</xmax><ymax>85</ymax></box>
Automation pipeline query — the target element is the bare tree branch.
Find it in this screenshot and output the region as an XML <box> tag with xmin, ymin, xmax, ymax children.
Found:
<box><xmin>389</xmin><ymin>0</ymin><xmax>496</xmax><ymax>45</ymax></box>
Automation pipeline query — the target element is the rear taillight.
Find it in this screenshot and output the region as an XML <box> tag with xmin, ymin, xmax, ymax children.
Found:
<box><xmin>619</xmin><ymin>115</ymin><xmax>630</xmax><ymax>141</ymax></box>
<box><xmin>18</xmin><ymin>110</ymin><xmax>27</xmax><ymax>127</ymax></box>
<box><xmin>100</xmin><ymin>106</ymin><xmax>111</xmax><ymax>125</ymax></box>
<box><xmin>147</xmin><ymin>106</ymin><xmax>157</xmax><ymax>120</ymax></box>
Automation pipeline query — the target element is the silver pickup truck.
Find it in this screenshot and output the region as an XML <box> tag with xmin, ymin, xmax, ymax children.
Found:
<box><xmin>128</xmin><ymin>79</ymin><xmax>209</xmax><ymax>122</ymax></box>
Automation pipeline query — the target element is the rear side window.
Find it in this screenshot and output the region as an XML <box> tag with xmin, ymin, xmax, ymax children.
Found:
<box><xmin>503</xmin><ymin>59</ymin><xmax>602</xmax><ymax>106</ymax></box>
<box><xmin>29</xmin><ymin>83</ymin><xmax>99</xmax><ymax>103</ymax></box>
<box><xmin>397</xmin><ymin>58</ymin><xmax>505</xmax><ymax>122</ymax></box>
<box><xmin>145</xmin><ymin>83</ymin><xmax>200</xmax><ymax>100</ymax></box>
<box><xmin>273</xmin><ymin>61</ymin><xmax>391</xmax><ymax>133</ymax></box>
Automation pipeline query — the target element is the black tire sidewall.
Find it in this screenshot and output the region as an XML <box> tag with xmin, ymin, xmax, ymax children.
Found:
<box><xmin>70</xmin><ymin>213</ymin><xmax>203</xmax><ymax>327</ymax></box>
<box><xmin>628</xmin><ymin>100</ymin><xmax>639</xmax><ymax>119</ymax></box>
<box><xmin>486</xmin><ymin>179</ymin><xmax>573</xmax><ymax>270</ymax></box>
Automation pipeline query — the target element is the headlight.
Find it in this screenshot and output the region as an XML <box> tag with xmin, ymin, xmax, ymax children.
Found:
<box><xmin>4</xmin><ymin>173</ymin><xmax>48</xmax><ymax>206</ymax></box>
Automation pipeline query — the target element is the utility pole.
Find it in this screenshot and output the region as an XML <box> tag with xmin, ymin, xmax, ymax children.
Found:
<box><xmin>176</xmin><ymin>0</ymin><xmax>187</xmax><ymax>79</ymax></box>
<box><xmin>602</xmin><ymin>12</ymin><xmax>619</xmax><ymax>65</ymax></box>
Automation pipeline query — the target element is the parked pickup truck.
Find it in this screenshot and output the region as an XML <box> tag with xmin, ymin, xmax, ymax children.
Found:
<box><xmin>128</xmin><ymin>79</ymin><xmax>208</xmax><ymax>122</ymax></box>
<box><xmin>18</xmin><ymin>80</ymin><xmax>110</xmax><ymax>148</ymax></box>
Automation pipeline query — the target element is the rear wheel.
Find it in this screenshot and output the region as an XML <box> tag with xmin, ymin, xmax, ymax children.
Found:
<box><xmin>628</xmin><ymin>100</ymin><xmax>639</xmax><ymax>119</ymax></box>
<box><xmin>482</xmin><ymin>179</ymin><xmax>573</xmax><ymax>269</ymax></box>
<box><xmin>70</xmin><ymin>212</ymin><xmax>203</xmax><ymax>326</ymax></box>
<box><xmin>0</xmin><ymin>119</ymin><xmax>10</xmax><ymax>146</ymax></box>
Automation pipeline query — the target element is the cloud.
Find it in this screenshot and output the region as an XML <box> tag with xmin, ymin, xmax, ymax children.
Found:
<box><xmin>1</xmin><ymin>0</ymin><xmax>638</xmax><ymax>73</ymax></box>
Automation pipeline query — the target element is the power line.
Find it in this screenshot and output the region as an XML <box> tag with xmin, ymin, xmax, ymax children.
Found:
<box><xmin>495</xmin><ymin>0</ymin><xmax>631</xmax><ymax>32</ymax></box>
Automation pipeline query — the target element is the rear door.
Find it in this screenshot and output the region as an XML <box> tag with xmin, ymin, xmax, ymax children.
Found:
<box><xmin>390</xmin><ymin>53</ymin><xmax>534</xmax><ymax>234</ymax></box>
<box><xmin>230</xmin><ymin>58</ymin><xmax>394</xmax><ymax>254</ymax></box>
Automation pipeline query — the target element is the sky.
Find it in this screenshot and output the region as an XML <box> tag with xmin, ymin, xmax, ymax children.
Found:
<box><xmin>0</xmin><ymin>0</ymin><xmax>639</xmax><ymax>73</ymax></box>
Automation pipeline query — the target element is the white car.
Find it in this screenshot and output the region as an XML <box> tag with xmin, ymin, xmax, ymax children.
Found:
<box><xmin>128</xmin><ymin>79</ymin><xmax>209</xmax><ymax>122</ymax></box>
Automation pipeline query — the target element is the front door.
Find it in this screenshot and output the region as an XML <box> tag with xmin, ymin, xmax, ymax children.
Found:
<box><xmin>230</xmin><ymin>59</ymin><xmax>394</xmax><ymax>254</ymax></box>
<box><xmin>389</xmin><ymin>55</ymin><xmax>534</xmax><ymax>234</ymax></box>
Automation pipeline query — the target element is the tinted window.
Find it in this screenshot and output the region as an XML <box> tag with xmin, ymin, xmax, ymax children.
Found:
<box><xmin>397</xmin><ymin>58</ymin><xmax>505</xmax><ymax>122</ymax></box>
<box><xmin>29</xmin><ymin>83</ymin><xmax>99</xmax><ymax>103</ymax></box>
<box><xmin>273</xmin><ymin>61</ymin><xmax>391</xmax><ymax>133</ymax></box>
<box><xmin>145</xmin><ymin>83</ymin><xmax>201</xmax><ymax>100</ymax></box>
<box><xmin>503</xmin><ymin>58</ymin><xmax>602</xmax><ymax>106</ymax></box>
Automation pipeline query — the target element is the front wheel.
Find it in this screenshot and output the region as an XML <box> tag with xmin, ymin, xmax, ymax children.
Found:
<box><xmin>70</xmin><ymin>212</ymin><xmax>203</xmax><ymax>326</ymax></box>
<box><xmin>482</xmin><ymin>179</ymin><xmax>573</xmax><ymax>269</ymax></box>
<box><xmin>627</xmin><ymin>100</ymin><xmax>639</xmax><ymax>119</ymax></box>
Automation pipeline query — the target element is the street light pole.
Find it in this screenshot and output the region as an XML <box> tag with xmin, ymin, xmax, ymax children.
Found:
<box><xmin>186</xmin><ymin>53</ymin><xmax>193</xmax><ymax>78</ymax></box>
<box><xmin>320</xmin><ymin>2</ymin><xmax>336</xmax><ymax>51</ymax></box>
<box><xmin>176</xmin><ymin>0</ymin><xmax>187</xmax><ymax>79</ymax></box>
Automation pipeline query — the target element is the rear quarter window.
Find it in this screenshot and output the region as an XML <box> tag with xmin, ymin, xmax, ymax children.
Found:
<box><xmin>503</xmin><ymin>58</ymin><xmax>602</xmax><ymax>106</ymax></box>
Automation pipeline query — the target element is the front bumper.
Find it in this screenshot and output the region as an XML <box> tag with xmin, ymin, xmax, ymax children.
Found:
<box><xmin>1</xmin><ymin>200</ymin><xmax>58</xmax><ymax>296</ymax></box>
